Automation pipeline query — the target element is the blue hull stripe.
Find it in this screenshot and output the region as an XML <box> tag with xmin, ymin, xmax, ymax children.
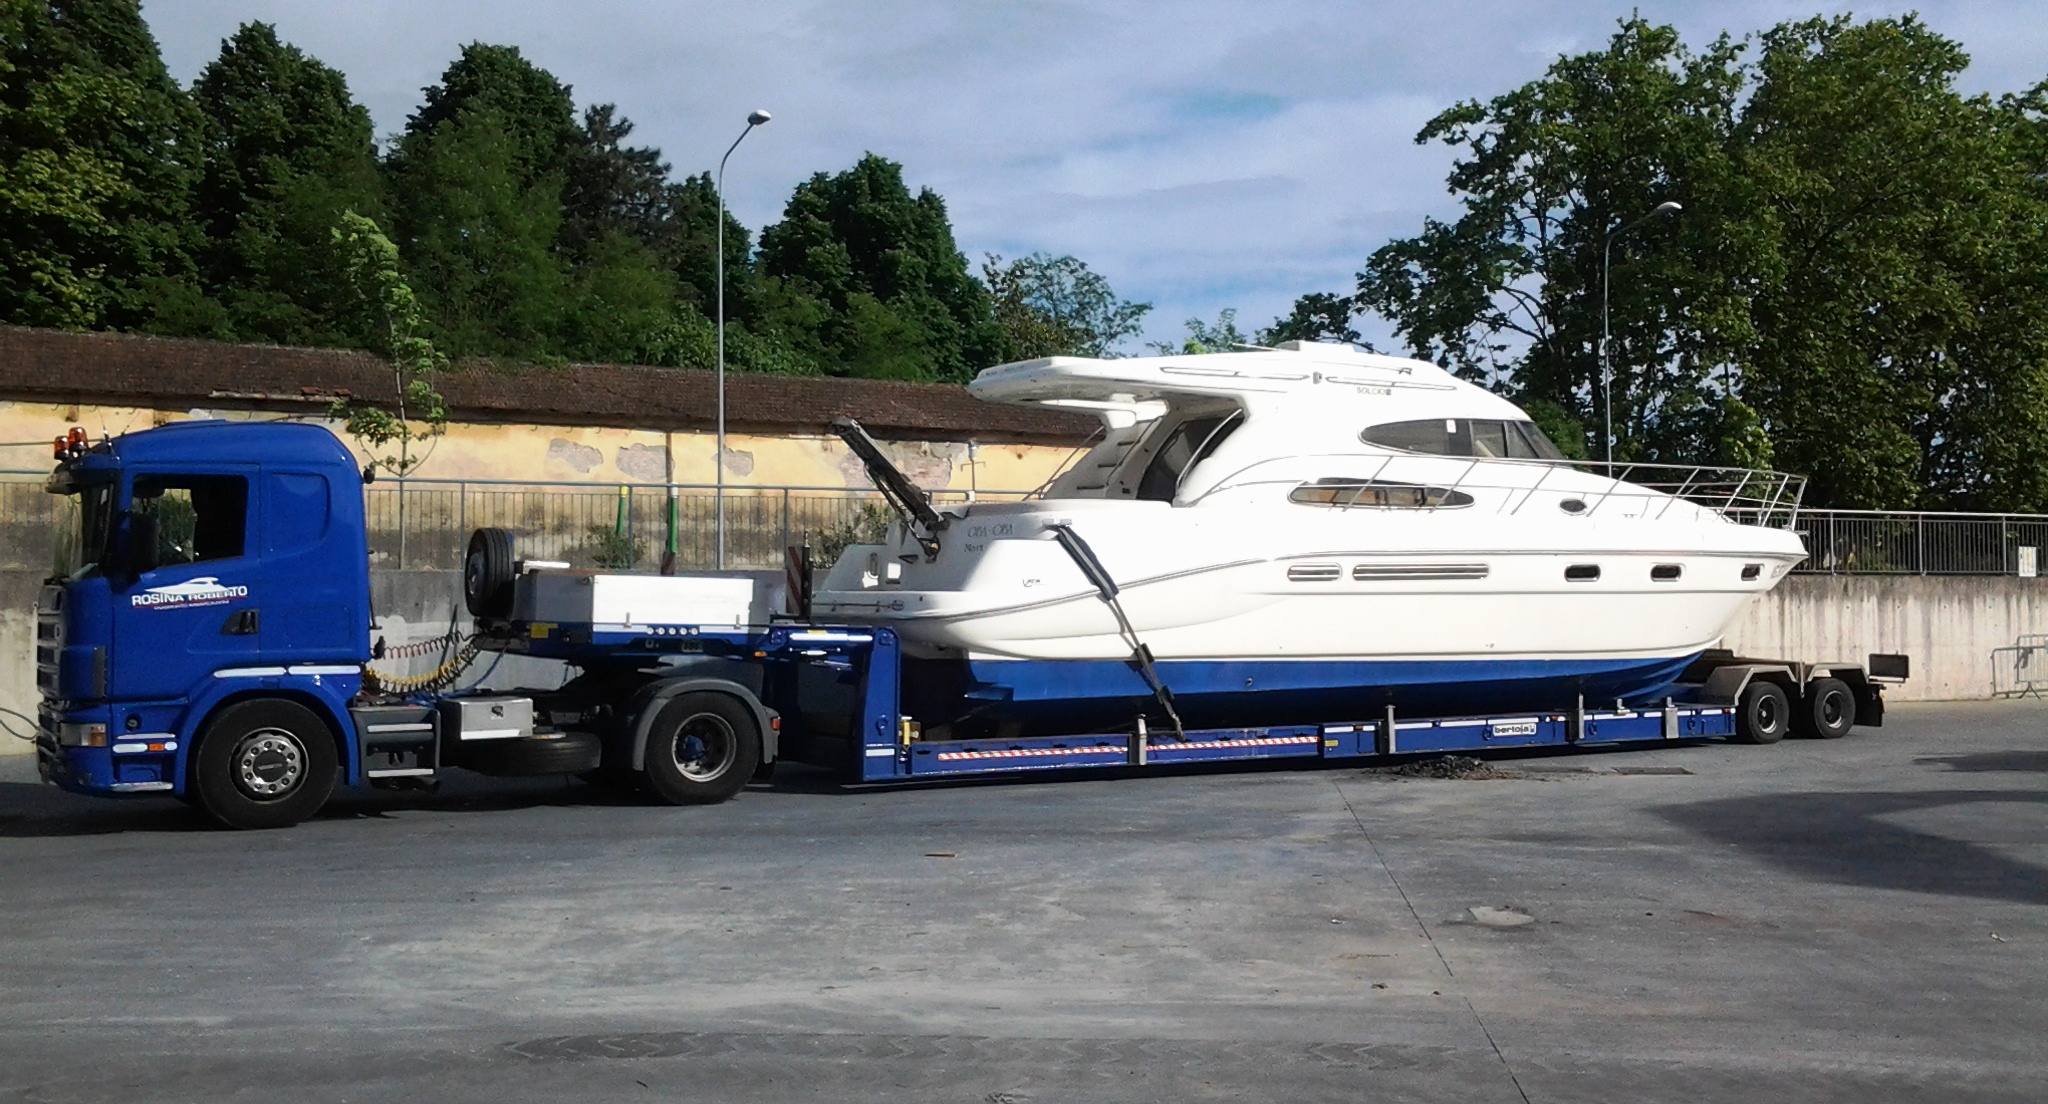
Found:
<box><xmin>924</xmin><ymin>654</ymin><xmax>1704</xmax><ymax>731</ymax></box>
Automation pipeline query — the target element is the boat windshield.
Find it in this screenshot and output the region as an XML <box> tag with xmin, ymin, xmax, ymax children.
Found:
<box><xmin>1137</xmin><ymin>412</ymin><xmax>1243</xmax><ymax>501</ymax></box>
<box><xmin>1362</xmin><ymin>419</ymin><xmax>1566</xmax><ymax>460</ymax></box>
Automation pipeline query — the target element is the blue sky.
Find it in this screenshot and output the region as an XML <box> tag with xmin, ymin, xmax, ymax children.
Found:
<box><xmin>144</xmin><ymin>1</ymin><xmax>2048</xmax><ymax>355</ymax></box>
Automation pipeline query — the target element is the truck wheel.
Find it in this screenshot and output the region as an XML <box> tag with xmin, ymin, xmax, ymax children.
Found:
<box><xmin>193</xmin><ymin>699</ymin><xmax>338</xmax><ymax>829</ymax></box>
<box><xmin>1732</xmin><ymin>680</ymin><xmax>1790</xmax><ymax>745</ymax></box>
<box><xmin>642</xmin><ymin>693</ymin><xmax>761</xmax><ymax>805</ymax></box>
<box><xmin>464</xmin><ymin>527</ymin><xmax>517</xmax><ymax>618</ymax></box>
<box><xmin>462</xmin><ymin>731</ymin><xmax>603</xmax><ymax>776</ymax></box>
<box><xmin>1798</xmin><ymin>677</ymin><xmax>1856</xmax><ymax>739</ymax></box>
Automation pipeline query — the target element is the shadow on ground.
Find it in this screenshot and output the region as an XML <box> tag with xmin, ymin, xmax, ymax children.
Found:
<box><xmin>1915</xmin><ymin>750</ymin><xmax>2048</xmax><ymax>774</ymax></box>
<box><xmin>1654</xmin><ymin>789</ymin><xmax>2048</xmax><ymax>906</ymax></box>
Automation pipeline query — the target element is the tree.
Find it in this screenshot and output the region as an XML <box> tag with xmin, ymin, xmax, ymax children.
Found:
<box><xmin>1354</xmin><ymin>17</ymin><xmax>1746</xmax><ymax>464</ymax></box>
<box><xmin>180</xmin><ymin>21</ymin><xmax>383</xmax><ymax>345</ymax></box>
<box><xmin>981</xmin><ymin>251</ymin><xmax>1150</xmax><ymax>359</ymax></box>
<box><xmin>1731</xmin><ymin>16</ymin><xmax>2048</xmax><ymax>509</ymax></box>
<box><xmin>396</xmin><ymin>42</ymin><xmax>576</xmax><ymax>188</ymax></box>
<box><xmin>390</xmin><ymin>105</ymin><xmax>572</xmax><ymax>358</ymax></box>
<box><xmin>1258</xmin><ymin>292</ymin><xmax>1367</xmax><ymax>348</ymax></box>
<box><xmin>0</xmin><ymin>0</ymin><xmax>200</xmax><ymax>330</ymax></box>
<box><xmin>326</xmin><ymin>211</ymin><xmax>445</xmax><ymax>477</ymax></box>
<box><xmin>1149</xmin><ymin>308</ymin><xmax>1250</xmax><ymax>355</ymax></box>
<box><xmin>757</xmin><ymin>153</ymin><xmax>1005</xmax><ymax>381</ymax></box>
<box><xmin>1350</xmin><ymin>13</ymin><xmax>2048</xmax><ymax>507</ymax></box>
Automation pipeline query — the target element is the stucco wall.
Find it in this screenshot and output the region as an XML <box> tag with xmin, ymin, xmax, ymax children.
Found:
<box><xmin>0</xmin><ymin>400</ymin><xmax>1076</xmax><ymax>492</ymax></box>
<box><xmin>6</xmin><ymin>572</ymin><xmax>2035</xmax><ymax>758</ymax></box>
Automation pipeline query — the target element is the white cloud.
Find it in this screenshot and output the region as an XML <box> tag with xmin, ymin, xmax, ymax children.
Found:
<box><xmin>144</xmin><ymin>0</ymin><xmax>2048</xmax><ymax>354</ymax></box>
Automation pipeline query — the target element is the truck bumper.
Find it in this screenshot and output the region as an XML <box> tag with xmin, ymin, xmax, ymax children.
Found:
<box><xmin>36</xmin><ymin>706</ymin><xmax>179</xmax><ymax>796</ymax></box>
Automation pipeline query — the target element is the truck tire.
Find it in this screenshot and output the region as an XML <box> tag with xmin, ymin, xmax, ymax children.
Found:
<box><xmin>641</xmin><ymin>692</ymin><xmax>761</xmax><ymax>805</ymax></box>
<box><xmin>1732</xmin><ymin>680</ymin><xmax>1790</xmax><ymax>745</ymax></box>
<box><xmin>464</xmin><ymin>527</ymin><xmax>517</xmax><ymax>618</ymax></box>
<box><xmin>1798</xmin><ymin>677</ymin><xmax>1856</xmax><ymax>739</ymax></box>
<box><xmin>462</xmin><ymin>731</ymin><xmax>603</xmax><ymax>776</ymax></box>
<box><xmin>193</xmin><ymin>699</ymin><xmax>339</xmax><ymax>829</ymax></box>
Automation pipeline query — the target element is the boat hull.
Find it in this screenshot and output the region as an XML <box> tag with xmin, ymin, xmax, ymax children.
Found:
<box><xmin>903</xmin><ymin>651</ymin><xmax>1703</xmax><ymax>737</ymax></box>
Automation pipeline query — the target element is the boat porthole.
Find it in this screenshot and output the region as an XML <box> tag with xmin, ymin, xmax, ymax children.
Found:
<box><xmin>1742</xmin><ymin>563</ymin><xmax>1763</xmax><ymax>581</ymax></box>
<box><xmin>1559</xmin><ymin>498</ymin><xmax>1587</xmax><ymax>515</ymax></box>
<box><xmin>1565</xmin><ymin>564</ymin><xmax>1600</xmax><ymax>582</ymax></box>
<box><xmin>1651</xmin><ymin>564</ymin><xmax>1682</xmax><ymax>582</ymax></box>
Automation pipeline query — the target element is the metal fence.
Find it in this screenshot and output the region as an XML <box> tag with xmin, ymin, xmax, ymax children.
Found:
<box><xmin>361</xmin><ymin>480</ymin><xmax>1031</xmax><ymax>571</ymax></box>
<box><xmin>1793</xmin><ymin>511</ymin><xmax>2048</xmax><ymax>575</ymax></box>
<box><xmin>0</xmin><ymin>473</ymin><xmax>1030</xmax><ymax>573</ymax></box>
<box><xmin>7</xmin><ymin>470</ymin><xmax>2048</xmax><ymax>577</ymax></box>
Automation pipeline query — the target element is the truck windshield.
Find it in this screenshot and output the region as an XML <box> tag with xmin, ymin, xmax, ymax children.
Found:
<box><xmin>52</xmin><ymin>481</ymin><xmax>116</xmax><ymax>580</ymax></box>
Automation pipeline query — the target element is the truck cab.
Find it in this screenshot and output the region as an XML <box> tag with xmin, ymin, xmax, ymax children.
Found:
<box><xmin>37</xmin><ymin>421</ymin><xmax>370</xmax><ymax>824</ymax></box>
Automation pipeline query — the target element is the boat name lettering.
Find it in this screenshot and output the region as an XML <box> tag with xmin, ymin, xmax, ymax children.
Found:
<box><xmin>1491</xmin><ymin>721</ymin><xmax>1538</xmax><ymax>737</ymax></box>
<box><xmin>1021</xmin><ymin>578</ymin><xmax>1042</xmax><ymax>588</ymax></box>
<box><xmin>965</xmin><ymin>522</ymin><xmax>1014</xmax><ymax>539</ymax></box>
<box><xmin>964</xmin><ymin>542</ymin><xmax>986</xmax><ymax>554</ymax></box>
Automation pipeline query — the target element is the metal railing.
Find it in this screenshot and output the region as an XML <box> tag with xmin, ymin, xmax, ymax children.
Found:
<box><xmin>1192</xmin><ymin>454</ymin><xmax>1807</xmax><ymax>529</ymax></box>
<box><xmin>1793</xmin><ymin>511</ymin><xmax>2048</xmax><ymax>575</ymax></box>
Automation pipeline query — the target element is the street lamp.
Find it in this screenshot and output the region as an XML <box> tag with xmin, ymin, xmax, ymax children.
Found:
<box><xmin>1600</xmin><ymin>200</ymin><xmax>1682</xmax><ymax>466</ymax></box>
<box><xmin>715</xmin><ymin>108</ymin><xmax>771</xmax><ymax>570</ymax></box>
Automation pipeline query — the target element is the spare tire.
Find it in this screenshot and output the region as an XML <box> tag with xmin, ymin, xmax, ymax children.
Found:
<box><xmin>464</xmin><ymin>527</ymin><xmax>516</xmax><ymax>618</ymax></box>
<box><xmin>461</xmin><ymin>731</ymin><xmax>603</xmax><ymax>777</ymax></box>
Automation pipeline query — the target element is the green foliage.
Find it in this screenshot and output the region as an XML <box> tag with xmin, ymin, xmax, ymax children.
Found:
<box><xmin>758</xmin><ymin>153</ymin><xmax>1006</xmax><ymax>381</ymax></box>
<box><xmin>327</xmin><ymin>211</ymin><xmax>446</xmax><ymax>477</ymax></box>
<box><xmin>1258</xmin><ymin>292</ymin><xmax>1366</xmax><ymax>348</ymax></box>
<box><xmin>813</xmin><ymin>501</ymin><xmax>893</xmax><ymax>564</ymax></box>
<box><xmin>981</xmin><ymin>251</ymin><xmax>1150</xmax><ymax>359</ymax></box>
<box><xmin>579</xmin><ymin>521</ymin><xmax>643</xmax><ymax>569</ymax></box>
<box><xmin>179</xmin><ymin>22</ymin><xmax>383</xmax><ymax>346</ymax></box>
<box><xmin>1354</xmin><ymin>13</ymin><xmax>2048</xmax><ymax>509</ymax></box>
<box><xmin>0</xmin><ymin>0</ymin><xmax>200</xmax><ymax>329</ymax></box>
<box><xmin>1149</xmin><ymin>308</ymin><xmax>1250</xmax><ymax>355</ymax></box>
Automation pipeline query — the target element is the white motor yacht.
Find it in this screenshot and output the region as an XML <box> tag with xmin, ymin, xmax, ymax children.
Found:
<box><xmin>813</xmin><ymin>342</ymin><xmax>1808</xmax><ymax>736</ymax></box>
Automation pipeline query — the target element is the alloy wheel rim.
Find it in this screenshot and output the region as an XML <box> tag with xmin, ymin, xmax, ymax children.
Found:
<box><xmin>232</xmin><ymin>727</ymin><xmax>306</xmax><ymax>800</ymax></box>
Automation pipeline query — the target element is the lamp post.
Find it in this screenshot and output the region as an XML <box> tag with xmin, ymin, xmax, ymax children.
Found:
<box><xmin>1600</xmin><ymin>200</ymin><xmax>1682</xmax><ymax>466</ymax></box>
<box><xmin>715</xmin><ymin>108</ymin><xmax>771</xmax><ymax>570</ymax></box>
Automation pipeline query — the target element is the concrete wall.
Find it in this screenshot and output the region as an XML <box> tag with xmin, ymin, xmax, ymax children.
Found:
<box><xmin>6</xmin><ymin>572</ymin><xmax>2039</xmax><ymax>756</ymax></box>
<box><xmin>1723</xmin><ymin>575</ymin><xmax>2048</xmax><ymax>701</ymax></box>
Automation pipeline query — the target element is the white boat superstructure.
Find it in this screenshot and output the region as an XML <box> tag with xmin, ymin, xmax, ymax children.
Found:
<box><xmin>813</xmin><ymin>342</ymin><xmax>1807</xmax><ymax>730</ymax></box>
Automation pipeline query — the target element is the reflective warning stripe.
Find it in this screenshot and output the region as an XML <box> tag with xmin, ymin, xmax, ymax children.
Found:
<box><xmin>931</xmin><ymin>734</ymin><xmax>1316</xmax><ymax>762</ymax></box>
<box><xmin>1150</xmin><ymin>735</ymin><xmax>1317</xmax><ymax>752</ymax></box>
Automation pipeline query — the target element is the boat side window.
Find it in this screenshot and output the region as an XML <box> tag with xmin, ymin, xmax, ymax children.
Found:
<box><xmin>1289</xmin><ymin>478</ymin><xmax>1474</xmax><ymax>509</ymax></box>
<box><xmin>1362</xmin><ymin>419</ymin><xmax>1566</xmax><ymax>461</ymax></box>
<box><xmin>1136</xmin><ymin>413</ymin><xmax>1241</xmax><ymax>502</ymax></box>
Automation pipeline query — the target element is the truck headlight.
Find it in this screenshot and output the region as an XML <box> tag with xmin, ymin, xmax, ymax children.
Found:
<box><xmin>57</xmin><ymin>722</ymin><xmax>107</xmax><ymax>748</ymax></box>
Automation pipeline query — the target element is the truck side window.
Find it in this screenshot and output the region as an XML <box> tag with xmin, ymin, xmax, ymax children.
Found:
<box><xmin>132</xmin><ymin>475</ymin><xmax>248</xmax><ymax>569</ymax></box>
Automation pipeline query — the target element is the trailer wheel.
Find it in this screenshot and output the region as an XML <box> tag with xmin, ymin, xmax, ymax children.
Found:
<box><xmin>1732</xmin><ymin>680</ymin><xmax>1790</xmax><ymax>745</ymax></box>
<box><xmin>642</xmin><ymin>693</ymin><xmax>760</xmax><ymax>805</ymax></box>
<box><xmin>464</xmin><ymin>527</ymin><xmax>517</xmax><ymax>618</ymax></box>
<box><xmin>193</xmin><ymin>699</ymin><xmax>338</xmax><ymax>829</ymax></box>
<box><xmin>1798</xmin><ymin>677</ymin><xmax>1856</xmax><ymax>739</ymax></box>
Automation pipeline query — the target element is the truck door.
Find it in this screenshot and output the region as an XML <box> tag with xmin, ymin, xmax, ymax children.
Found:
<box><xmin>108</xmin><ymin>469</ymin><xmax>264</xmax><ymax>701</ymax></box>
<box><xmin>257</xmin><ymin>470</ymin><xmax>364</xmax><ymax>663</ymax></box>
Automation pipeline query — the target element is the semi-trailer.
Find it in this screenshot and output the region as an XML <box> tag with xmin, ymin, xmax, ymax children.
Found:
<box><xmin>32</xmin><ymin>420</ymin><xmax>1906</xmax><ymax>829</ymax></box>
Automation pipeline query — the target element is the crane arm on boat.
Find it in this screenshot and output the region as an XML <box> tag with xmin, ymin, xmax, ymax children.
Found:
<box><xmin>1046</xmin><ymin>523</ymin><xmax>1187</xmax><ymax>740</ymax></box>
<box><xmin>831</xmin><ymin>417</ymin><xmax>948</xmax><ymax>559</ymax></box>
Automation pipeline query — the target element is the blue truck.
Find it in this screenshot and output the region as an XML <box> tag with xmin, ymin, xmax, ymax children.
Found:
<box><xmin>33</xmin><ymin>419</ymin><xmax>1906</xmax><ymax>829</ymax></box>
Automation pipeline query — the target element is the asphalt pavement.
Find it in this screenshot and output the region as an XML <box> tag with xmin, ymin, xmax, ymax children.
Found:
<box><xmin>3</xmin><ymin>699</ymin><xmax>2047</xmax><ymax>1103</ymax></box>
